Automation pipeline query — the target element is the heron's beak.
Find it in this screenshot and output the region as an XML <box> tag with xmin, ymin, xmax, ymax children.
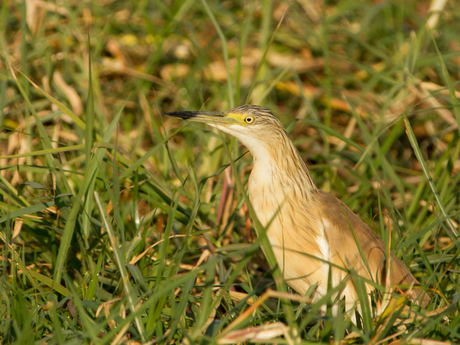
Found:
<box><xmin>162</xmin><ymin>110</ymin><xmax>236</xmax><ymax>127</ymax></box>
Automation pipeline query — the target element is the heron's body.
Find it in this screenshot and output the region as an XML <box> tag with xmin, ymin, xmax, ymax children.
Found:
<box><xmin>164</xmin><ymin>104</ymin><xmax>430</xmax><ymax>315</ymax></box>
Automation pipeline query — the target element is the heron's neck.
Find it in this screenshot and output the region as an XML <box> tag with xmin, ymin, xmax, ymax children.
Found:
<box><xmin>240</xmin><ymin>134</ymin><xmax>318</xmax><ymax>197</ymax></box>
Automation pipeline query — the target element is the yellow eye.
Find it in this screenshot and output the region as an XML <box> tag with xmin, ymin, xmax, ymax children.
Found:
<box><xmin>245</xmin><ymin>116</ymin><xmax>254</xmax><ymax>124</ymax></box>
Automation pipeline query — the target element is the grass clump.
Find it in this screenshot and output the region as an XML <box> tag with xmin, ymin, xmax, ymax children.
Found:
<box><xmin>1</xmin><ymin>0</ymin><xmax>459</xmax><ymax>344</ymax></box>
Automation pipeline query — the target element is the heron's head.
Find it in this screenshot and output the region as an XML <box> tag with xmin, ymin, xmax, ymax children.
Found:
<box><xmin>164</xmin><ymin>104</ymin><xmax>314</xmax><ymax>183</ymax></box>
<box><xmin>163</xmin><ymin>105</ymin><xmax>287</xmax><ymax>151</ymax></box>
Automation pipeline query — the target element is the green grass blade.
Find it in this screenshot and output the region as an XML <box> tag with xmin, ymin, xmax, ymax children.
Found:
<box><xmin>403</xmin><ymin>114</ymin><xmax>457</xmax><ymax>237</ymax></box>
<box><xmin>94</xmin><ymin>191</ymin><xmax>146</xmax><ymax>342</ymax></box>
<box><xmin>200</xmin><ymin>0</ymin><xmax>234</xmax><ymax>107</ymax></box>
<box><xmin>53</xmin><ymin>103</ymin><xmax>124</xmax><ymax>282</ymax></box>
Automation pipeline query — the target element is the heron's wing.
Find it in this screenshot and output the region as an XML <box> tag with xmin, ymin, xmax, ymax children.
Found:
<box><xmin>315</xmin><ymin>191</ymin><xmax>430</xmax><ymax>306</ymax></box>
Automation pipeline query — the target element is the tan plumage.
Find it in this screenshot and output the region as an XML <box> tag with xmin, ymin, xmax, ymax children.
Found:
<box><xmin>164</xmin><ymin>104</ymin><xmax>430</xmax><ymax>317</ymax></box>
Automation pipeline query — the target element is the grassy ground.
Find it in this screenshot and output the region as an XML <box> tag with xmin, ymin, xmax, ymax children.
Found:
<box><xmin>1</xmin><ymin>0</ymin><xmax>460</xmax><ymax>344</ymax></box>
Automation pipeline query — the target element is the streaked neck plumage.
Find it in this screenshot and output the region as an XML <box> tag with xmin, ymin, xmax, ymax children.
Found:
<box><xmin>232</xmin><ymin>125</ymin><xmax>318</xmax><ymax>201</ymax></box>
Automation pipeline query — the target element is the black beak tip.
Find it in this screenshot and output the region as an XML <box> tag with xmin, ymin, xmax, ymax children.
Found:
<box><xmin>162</xmin><ymin>111</ymin><xmax>197</xmax><ymax>120</ymax></box>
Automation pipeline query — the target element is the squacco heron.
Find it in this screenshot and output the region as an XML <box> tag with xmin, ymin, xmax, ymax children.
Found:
<box><xmin>164</xmin><ymin>104</ymin><xmax>430</xmax><ymax>317</ymax></box>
